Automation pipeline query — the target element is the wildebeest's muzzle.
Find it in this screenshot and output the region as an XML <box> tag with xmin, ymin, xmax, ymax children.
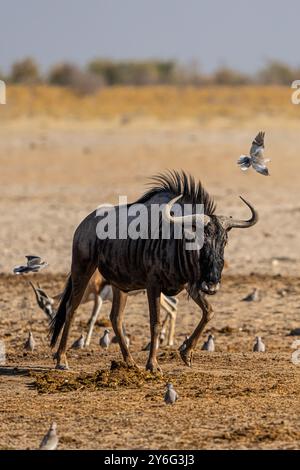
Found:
<box><xmin>200</xmin><ymin>281</ymin><xmax>220</xmax><ymax>295</ymax></box>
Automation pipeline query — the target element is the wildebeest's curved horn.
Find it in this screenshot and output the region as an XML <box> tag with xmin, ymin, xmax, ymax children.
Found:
<box><xmin>218</xmin><ymin>196</ymin><xmax>258</xmax><ymax>230</ymax></box>
<box><xmin>162</xmin><ymin>195</ymin><xmax>211</xmax><ymax>226</ymax></box>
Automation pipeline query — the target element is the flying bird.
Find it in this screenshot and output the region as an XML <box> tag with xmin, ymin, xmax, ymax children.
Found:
<box><xmin>253</xmin><ymin>336</ymin><xmax>266</xmax><ymax>352</ymax></box>
<box><xmin>29</xmin><ymin>282</ymin><xmax>54</xmax><ymax>320</ymax></box>
<box><xmin>201</xmin><ymin>334</ymin><xmax>215</xmax><ymax>352</ymax></box>
<box><xmin>164</xmin><ymin>383</ymin><xmax>178</xmax><ymax>404</ymax></box>
<box><xmin>13</xmin><ymin>256</ymin><xmax>48</xmax><ymax>274</ymax></box>
<box><xmin>237</xmin><ymin>131</ymin><xmax>270</xmax><ymax>176</ymax></box>
<box><xmin>39</xmin><ymin>422</ymin><xmax>58</xmax><ymax>450</ymax></box>
<box><xmin>24</xmin><ymin>331</ymin><xmax>35</xmax><ymax>352</ymax></box>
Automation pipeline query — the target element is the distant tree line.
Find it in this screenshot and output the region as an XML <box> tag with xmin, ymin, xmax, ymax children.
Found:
<box><xmin>1</xmin><ymin>57</ymin><xmax>299</xmax><ymax>94</ymax></box>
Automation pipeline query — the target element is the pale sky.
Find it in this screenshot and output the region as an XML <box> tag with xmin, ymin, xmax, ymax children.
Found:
<box><xmin>0</xmin><ymin>0</ymin><xmax>299</xmax><ymax>73</ymax></box>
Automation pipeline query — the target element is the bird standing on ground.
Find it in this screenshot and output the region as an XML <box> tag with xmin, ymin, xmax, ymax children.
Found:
<box><xmin>71</xmin><ymin>334</ymin><xmax>85</xmax><ymax>350</ymax></box>
<box><xmin>237</xmin><ymin>131</ymin><xmax>270</xmax><ymax>176</ymax></box>
<box><xmin>29</xmin><ymin>282</ymin><xmax>54</xmax><ymax>320</ymax></box>
<box><xmin>13</xmin><ymin>256</ymin><xmax>48</xmax><ymax>274</ymax></box>
<box><xmin>164</xmin><ymin>383</ymin><xmax>178</xmax><ymax>404</ymax></box>
<box><xmin>24</xmin><ymin>331</ymin><xmax>35</xmax><ymax>352</ymax></box>
<box><xmin>242</xmin><ymin>288</ymin><xmax>260</xmax><ymax>302</ymax></box>
<box><xmin>253</xmin><ymin>336</ymin><xmax>266</xmax><ymax>352</ymax></box>
<box><xmin>99</xmin><ymin>329</ymin><xmax>111</xmax><ymax>350</ymax></box>
<box><xmin>39</xmin><ymin>422</ymin><xmax>58</xmax><ymax>450</ymax></box>
<box><xmin>201</xmin><ymin>334</ymin><xmax>215</xmax><ymax>352</ymax></box>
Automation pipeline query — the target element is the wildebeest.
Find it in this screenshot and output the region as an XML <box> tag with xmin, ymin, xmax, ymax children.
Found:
<box><xmin>50</xmin><ymin>171</ymin><xmax>258</xmax><ymax>371</ymax></box>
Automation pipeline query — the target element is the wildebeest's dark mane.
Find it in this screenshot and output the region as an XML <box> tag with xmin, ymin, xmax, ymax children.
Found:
<box><xmin>137</xmin><ymin>170</ymin><xmax>216</xmax><ymax>216</ymax></box>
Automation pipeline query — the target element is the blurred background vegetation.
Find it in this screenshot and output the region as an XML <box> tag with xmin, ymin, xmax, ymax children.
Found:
<box><xmin>2</xmin><ymin>57</ymin><xmax>300</xmax><ymax>94</ymax></box>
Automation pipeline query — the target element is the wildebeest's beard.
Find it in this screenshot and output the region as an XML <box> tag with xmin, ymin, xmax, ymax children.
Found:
<box><xmin>197</xmin><ymin>218</ymin><xmax>228</xmax><ymax>295</ymax></box>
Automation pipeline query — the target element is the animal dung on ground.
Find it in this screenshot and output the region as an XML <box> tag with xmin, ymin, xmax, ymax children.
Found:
<box><xmin>237</xmin><ymin>131</ymin><xmax>270</xmax><ymax>176</ymax></box>
<box><xmin>253</xmin><ymin>336</ymin><xmax>266</xmax><ymax>352</ymax></box>
<box><xmin>71</xmin><ymin>334</ymin><xmax>85</xmax><ymax>350</ymax></box>
<box><xmin>242</xmin><ymin>288</ymin><xmax>260</xmax><ymax>302</ymax></box>
<box><xmin>13</xmin><ymin>255</ymin><xmax>48</xmax><ymax>274</ymax></box>
<box><xmin>164</xmin><ymin>383</ymin><xmax>178</xmax><ymax>404</ymax></box>
<box><xmin>24</xmin><ymin>331</ymin><xmax>35</xmax><ymax>352</ymax></box>
<box><xmin>201</xmin><ymin>334</ymin><xmax>215</xmax><ymax>352</ymax></box>
<box><xmin>99</xmin><ymin>329</ymin><xmax>111</xmax><ymax>350</ymax></box>
<box><xmin>39</xmin><ymin>422</ymin><xmax>58</xmax><ymax>450</ymax></box>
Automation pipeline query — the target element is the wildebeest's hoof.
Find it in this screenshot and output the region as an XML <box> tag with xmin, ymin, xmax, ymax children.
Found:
<box><xmin>55</xmin><ymin>364</ymin><xmax>70</xmax><ymax>371</ymax></box>
<box><xmin>146</xmin><ymin>361</ymin><xmax>162</xmax><ymax>374</ymax></box>
<box><xmin>180</xmin><ymin>348</ymin><xmax>193</xmax><ymax>367</ymax></box>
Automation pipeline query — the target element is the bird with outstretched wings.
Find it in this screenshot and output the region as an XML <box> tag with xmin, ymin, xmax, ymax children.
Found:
<box><xmin>237</xmin><ymin>131</ymin><xmax>270</xmax><ymax>176</ymax></box>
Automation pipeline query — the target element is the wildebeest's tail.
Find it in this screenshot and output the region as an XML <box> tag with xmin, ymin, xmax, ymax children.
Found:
<box><xmin>49</xmin><ymin>275</ymin><xmax>72</xmax><ymax>348</ymax></box>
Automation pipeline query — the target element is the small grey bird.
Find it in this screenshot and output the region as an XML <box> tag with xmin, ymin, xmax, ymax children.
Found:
<box><xmin>164</xmin><ymin>383</ymin><xmax>178</xmax><ymax>404</ymax></box>
<box><xmin>14</xmin><ymin>255</ymin><xmax>48</xmax><ymax>274</ymax></box>
<box><xmin>71</xmin><ymin>334</ymin><xmax>85</xmax><ymax>350</ymax></box>
<box><xmin>201</xmin><ymin>334</ymin><xmax>215</xmax><ymax>352</ymax></box>
<box><xmin>237</xmin><ymin>131</ymin><xmax>270</xmax><ymax>176</ymax></box>
<box><xmin>253</xmin><ymin>336</ymin><xmax>266</xmax><ymax>352</ymax></box>
<box><xmin>242</xmin><ymin>288</ymin><xmax>260</xmax><ymax>302</ymax></box>
<box><xmin>29</xmin><ymin>282</ymin><xmax>54</xmax><ymax>320</ymax></box>
<box><xmin>99</xmin><ymin>329</ymin><xmax>110</xmax><ymax>350</ymax></box>
<box><xmin>39</xmin><ymin>422</ymin><xmax>58</xmax><ymax>450</ymax></box>
<box><xmin>24</xmin><ymin>331</ymin><xmax>35</xmax><ymax>352</ymax></box>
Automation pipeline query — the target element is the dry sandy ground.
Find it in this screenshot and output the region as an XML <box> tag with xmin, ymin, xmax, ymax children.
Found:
<box><xmin>0</xmin><ymin>119</ymin><xmax>300</xmax><ymax>449</ymax></box>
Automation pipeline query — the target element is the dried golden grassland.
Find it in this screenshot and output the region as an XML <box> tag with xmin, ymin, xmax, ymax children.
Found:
<box><xmin>1</xmin><ymin>85</ymin><xmax>298</xmax><ymax>122</ymax></box>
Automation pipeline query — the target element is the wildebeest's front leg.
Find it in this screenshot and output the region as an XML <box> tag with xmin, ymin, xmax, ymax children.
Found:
<box><xmin>146</xmin><ymin>285</ymin><xmax>162</xmax><ymax>372</ymax></box>
<box><xmin>110</xmin><ymin>287</ymin><xmax>136</xmax><ymax>368</ymax></box>
<box><xmin>179</xmin><ymin>290</ymin><xmax>214</xmax><ymax>367</ymax></box>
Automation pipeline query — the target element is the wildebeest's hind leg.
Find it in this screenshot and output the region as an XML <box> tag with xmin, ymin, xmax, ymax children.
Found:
<box><xmin>110</xmin><ymin>287</ymin><xmax>136</xmax><ymax>367</ymax></box>
<box><xmin>146</xmin><ymin>285</ymin><xmax>162</xmax><ymax>373</ymax></box>
<box><xmin>53</xmin><ymin>264</ymin><xmax>96</xmax><ymax>370</ymax></box>
<box><xmin>179</xmin><ymin>290</ymin><xmax>214</xmax><ymax>367</ymax></box>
